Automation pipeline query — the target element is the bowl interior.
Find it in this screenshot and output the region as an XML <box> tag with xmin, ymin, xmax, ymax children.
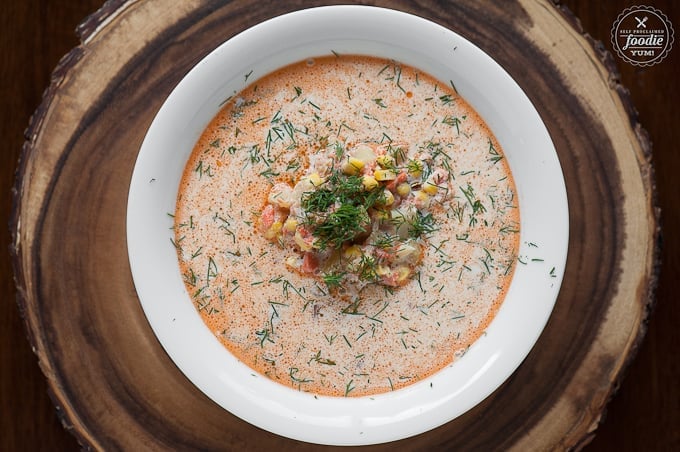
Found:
<box><xmin>127</xmin><ymin>5</ymin><xmax>568</xmax><ymax>446</ymax></box>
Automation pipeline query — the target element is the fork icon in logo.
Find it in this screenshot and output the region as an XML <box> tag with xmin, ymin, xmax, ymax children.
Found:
<box><xmin>635</xmin><ymin>16</ymin><xmax>648</xmax><ymax>28</ymax></box>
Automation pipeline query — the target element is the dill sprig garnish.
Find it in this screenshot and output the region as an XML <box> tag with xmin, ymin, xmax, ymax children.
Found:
<box><xmin>301</xmin><ymin>168</ymin><xmax>385</xmax><ymax>249</ymax></box>
<box><xmin>311</xmin><ymin>203</ymin><xmax>370</xmax><ymax>250</ymax></box>
<box><xmin>322</xmin><ymin>271</ymin><xmax>346</xmax><ymax>289</ymax></box>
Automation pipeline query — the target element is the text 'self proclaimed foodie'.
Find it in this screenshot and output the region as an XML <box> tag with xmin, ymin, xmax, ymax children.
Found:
<box><xmin>173</xmin><ymin>55</ymin><xmax>519</xmax><ymax>397</ymax></box>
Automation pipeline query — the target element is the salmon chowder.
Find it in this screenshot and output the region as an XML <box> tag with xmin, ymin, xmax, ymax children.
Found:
<box><xmin>173</xmin><ymin>55</ymin><xmax>519</xmax><ymax>397</ymax></box>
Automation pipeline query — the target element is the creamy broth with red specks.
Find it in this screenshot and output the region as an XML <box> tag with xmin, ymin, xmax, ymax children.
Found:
<box><xmin>174</xmin><ymin>55</ymin><xmax>519</xmax><ymax>397</ymax></box>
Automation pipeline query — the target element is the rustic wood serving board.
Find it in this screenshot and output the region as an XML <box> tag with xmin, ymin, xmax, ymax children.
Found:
<box><xmin>11</xmin><ymin>0</ymin><xmax>658</xmax><ymax>450</ymax></box>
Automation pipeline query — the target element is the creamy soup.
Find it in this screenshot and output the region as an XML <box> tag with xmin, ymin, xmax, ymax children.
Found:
<box><xmin>174</xmin><ymin>55</ymin><xmax>519</xmax><ymax>397</ymax></box>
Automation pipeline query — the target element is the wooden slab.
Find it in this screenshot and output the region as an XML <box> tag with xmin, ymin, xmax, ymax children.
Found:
<box><xmin>10</xmin><ymin>0</ymin><xmax>658</xmax><ymax>450</ymax></box>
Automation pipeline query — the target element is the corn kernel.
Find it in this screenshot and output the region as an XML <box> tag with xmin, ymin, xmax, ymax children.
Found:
<box><xmin>343</xmin><ymin>245</ymin><xmax>362</xmax><ymax>260</ymax></box>
<box><xmin>362</xmin><ymin>175</ymin><xmax>379</xmax><ymax>191</ymax></box>
<box><xmin>374</xmin><ymin>169</ymin><xmax>397</xmax><ymax>181</ymax></box>
<box><xmin>376</xmin><ymin>265</ymin><xmax>391</xmax><ymax>276</ymax></box>
<box><xmin>375</xmin><ymin>209</ymin><xmax>391</xmax><ymax>221</ymax></box>
<box><xmin>264</xmin><ymin>221</ymin><xmax>283</xmax><ymax>240</ymax></box>
<box><xmin>378</xmin><ymin>190</ymin><xmax>395</xmax><ymax>207</ymax></box>
<box><xmin>423</xmin><ymin>180</ymin><xmax>439</xmax><ymax>195</ymax></box>
<box><xmin>308</xmin><ymin>173</ymin><xmax>323</xmax><ymax>187</ymax></box>
<box><xmin>396</xmin><ymin>182</ymin><xmax>411</xmax><ymax>197</ymax></box>
<box><xmin>342</xmin><ymin>157</ymin><xmax>364</xmax><ymax>175</ymax></box>
<box><xmin>376</xmin><ymin>154</ymin><xmax>395</xmax><ymax>168</ymax></box>
<box><xmin>283</xmin><ymin>218</ymin><xmax>298</xmax><ymax>232</ymax></box>
<box><xmin>407</xmin><ymin>160</ymin><xmax>423</xmax><ymax>178</ymax></box>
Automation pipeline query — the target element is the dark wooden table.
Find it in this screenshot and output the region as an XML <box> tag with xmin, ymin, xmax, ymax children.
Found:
<box><xmin>1</xmin><ymin>1</ymin><xmax>677</xmax><ymax>450</ymax></box>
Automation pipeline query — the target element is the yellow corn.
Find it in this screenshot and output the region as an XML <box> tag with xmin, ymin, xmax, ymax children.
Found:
<box><xmin>264</xmin><ymin>221</ymin><xmax>283</xmax><ymax>240</ymax></box>
<box><xmin>342</xmin><ymin>157</ymin><xmax>364</xmax><ymax>175</ymax></box>
<box><xmin>362</xmin><ymin>175</ymin><xmax>379</xmax><ymax>191</ymax></box>
<box><xmin>378</xmin><ymin>190</ymin><xmax>394</xmax><ymax>207</ymax></box>
<box><xmin>343</xmin><ymin>245</ymin><xmax>362</xmax><ymax>260</ymax></box>
<box><xmin>375</xmin><ymin>209</ymin><xmax>391</xmax><ymax>221</ymax></box>
<box><xmin>308</xmin><ymin>173</ymin><xmax>323</xmax><ymax>187</ymax></box>
<box><xmin>283</xmin><ymin>218</ymin><xmax>298</xmax><ymax>232</ymax></box>
<box><xmin>407</xmin><ymin>160</ymin><xmax>423</xmax><ymax>178</ymax></box>
<box><xmin>376</xmin><ymin>154</ymin><xmax>395</xmax><ymax>169</ymax></box>
<box><xmin>396</xmin><ymin>182</ymin><xmax>411</xmax><ymax>197</ymax></box>
<box><xmin>374</xmin><ymin>169</ymin><xmax>397</xmax><ymax>181</ymax></box>
<box><xmin>376</xmin><ymin>265</ymin><xmax>391</xmax><ymax>276</ymax></box>
<box><xmin>423</xmin><ymin>179</ymin><xmax>439</xmax><ymax>195</ymax></box>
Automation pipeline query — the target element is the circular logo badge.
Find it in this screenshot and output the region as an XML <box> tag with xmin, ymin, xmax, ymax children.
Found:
<box><xmin>611</xmin><ymin>5</ymin><xmax>674</xmax><ymax>66</ymax></box>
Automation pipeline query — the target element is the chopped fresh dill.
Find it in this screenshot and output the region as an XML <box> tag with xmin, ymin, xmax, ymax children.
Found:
<box><xmin>301</xmin><ymin>168</ymin><xmax>386</xmax><ymax>249</ymax></box>
<box><xmin>407</xmin><ymin>211</ymin><xmax>438</xmax><ymax>238</ymax></box>
<box><xmin>488</xmin><ymin>138</ymin><xmax>503</xmax><ymax>164</ymax></box>
<box><xmin>322</xmin><ymin>271</ymin><xmax>346</xmax><ymax>289</ymax></box>
<box><xmin>372</xmin><ymin>98</ymin><xmax>387</xmax><ymax>108</ymax></box>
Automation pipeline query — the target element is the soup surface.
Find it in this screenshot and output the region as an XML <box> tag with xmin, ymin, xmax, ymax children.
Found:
<box><xmin>174</xmin><ymin>55</ymin><xmax>519</xmax><ymax>396</ymax></box>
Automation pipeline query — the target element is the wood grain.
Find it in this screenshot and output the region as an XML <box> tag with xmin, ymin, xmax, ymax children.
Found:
<box><xmin>3</xmin><ymin>0</ymin><xmax>676</xmax><ymax>450</ymax></box>
<box><xmin>560</xmin><ymin>2</ymin><xmax>679</xmax><ymax>451</ymax></box>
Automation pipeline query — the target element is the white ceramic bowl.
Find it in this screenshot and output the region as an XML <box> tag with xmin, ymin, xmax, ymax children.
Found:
<box><xmin>127</xmin><ymin>5</ymin><xmax>568</xmax><ymax>446</ymax></box>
